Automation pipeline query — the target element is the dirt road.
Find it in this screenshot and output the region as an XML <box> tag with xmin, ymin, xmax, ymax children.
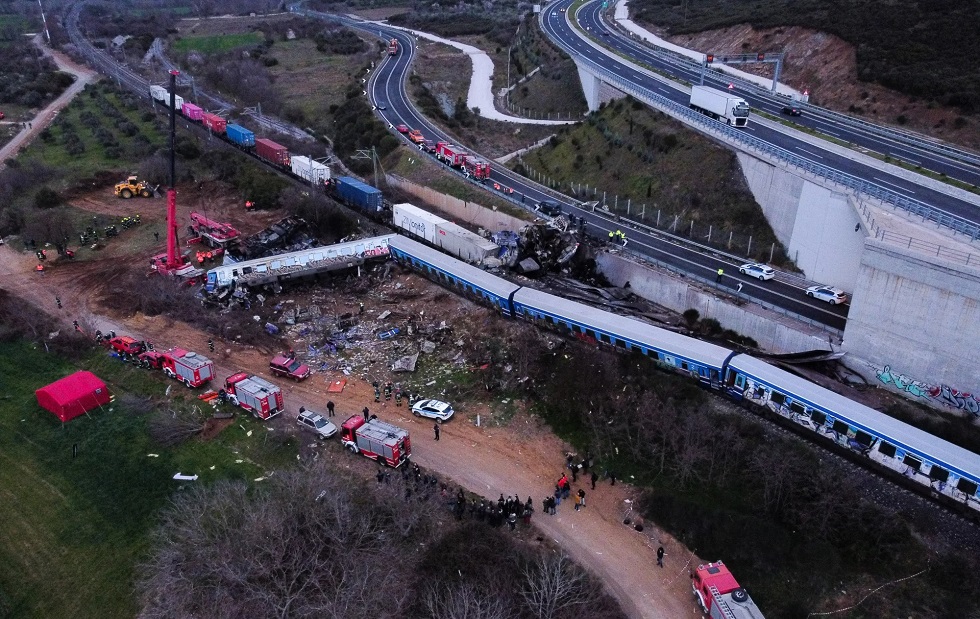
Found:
<box><xmin>0</xmin><ymin>221</ymin><xmax>701</xmax><ymax>619</ymax></box>
<box><xmin>0</xmin><ymin>35</ymin><xmax>98</xmax><ymax>166</ymax></box>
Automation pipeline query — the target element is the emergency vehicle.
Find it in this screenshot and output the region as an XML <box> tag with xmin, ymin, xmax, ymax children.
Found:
<box><xmin>340</xmin><ymin>415</ymin><xmax>411</xmax><ymax>467</ymax></box>
<box><xmin>155</xmin><ymin>348</ymin><xmax>214</xmax><ymax>388</ymax></box>
<box><xmin>224</xmin><ymin>372</ymin><xmax>284</xmax><ymax>420</ymax></box>
<box><xmin>692</xmin><ymin>561</ymin><xmax>765</xmax><ymax>619</ymax></box>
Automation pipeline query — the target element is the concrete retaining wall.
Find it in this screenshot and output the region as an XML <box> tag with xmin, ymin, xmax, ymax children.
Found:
<box><xmin>843</xmin><ymin>239</ymin><xmax>980</xmax><ymax>408</ymax></box>
<box><xmin>738</xmin><ymin>152</ymin><xmax>865</xmax><ymax>291</ymax></box>
<box><xmin>386</xmin><ymin>175</ymin><xmax>528</xmax><ymax>232</ymax></box>
<box><xmin>596</xmin><ymin>252</ymin><xmax>836</xmax><ymax>353</ymax></box>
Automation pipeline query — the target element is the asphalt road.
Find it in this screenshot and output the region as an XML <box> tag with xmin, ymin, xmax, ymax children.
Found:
<box><xmin>356</xmin><ymin>19</ymin><xmax>850</xmax><ymax>333</ymax></box>
<box><xmin>563</xmin><ymin>0</ymin><xmax>980</xmax><ymax>224</ymax></box>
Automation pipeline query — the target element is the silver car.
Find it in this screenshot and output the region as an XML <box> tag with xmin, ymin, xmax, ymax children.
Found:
<box><xmin>805</xmin><ymin>285</ymin><xmax>848</xmax><ymax>305</ymax></box>
<box><xmin>739</xmin><ymin>263</ymin><xmax>775</xmax><ymax>281</ymax></box>
<box><xmin>411</xmin><ymin>399</ymin><xmax>455</xmax><ymax>423</ymax></box>
<box><xmin>297</xmin><ymin>409</ymin><xmax>337</xmax><ymax>439</ymax></box>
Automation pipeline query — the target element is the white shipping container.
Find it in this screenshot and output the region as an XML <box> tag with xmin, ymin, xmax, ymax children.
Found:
<box><xmin>149</xmin><ymin>85</ymin><xmax>168</xmax><ymax>103</ymax></box>
<box><xmin>290</xmin><ymin>156</ymin><xmax>330</xmax><ymax>184</ymax></box>
<box><xmin>172</xmin><ymin>95</ymin><xmax>184</xmax><ymax>110</ymax></box>
<box><xmin>433</xmin><ymin>222</ymin><xmax>499</xmax><ymax>263</ymax></box>
<box><xmin>392</xmin><ymin>203</ymin><xmax>446</xmax><ymax>245</ymax></box>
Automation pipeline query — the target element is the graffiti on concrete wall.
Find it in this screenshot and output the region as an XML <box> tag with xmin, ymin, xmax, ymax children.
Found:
<box><xmin>872</xmin><ymin>364</ymin><xmax>980</xmax><ymax>415</ymax></box>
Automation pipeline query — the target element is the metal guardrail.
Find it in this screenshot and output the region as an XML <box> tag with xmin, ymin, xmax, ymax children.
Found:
<box><xmin>551</xmin><ymin>5</ymin><xmax>980</xmax><ymax>242</ymax></box>
<box><xmin>593</xmin><ymin>1</ymin><xmax>980</xmax><ymax>170</ymax></box>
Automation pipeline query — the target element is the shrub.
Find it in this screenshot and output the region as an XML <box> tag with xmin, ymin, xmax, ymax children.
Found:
<box><xmin>34</xmin><ymin>187</ymin><xmax>61</xmax><ymax>209</ymax></box>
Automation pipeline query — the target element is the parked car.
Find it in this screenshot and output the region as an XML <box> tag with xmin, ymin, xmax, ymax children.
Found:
<box><xmin>376</xmin><ymin>101</ymin><xmax>387</xmax><ymax>110</ymax></box>
<box><xmin>536</xmin><ymin>200</ymin><xmax>563</xmax><ymax>217</ymax></box>
<box><xmin>269</xmin><ymin>352</ymin><xmax>311</xmax><ymax>381</ymax></box>
<box><xmin>411</xmin><ymin>398</ymin><xmax>455</xmax><ymax>423</ymax></box>
<box><xmin>805</xmin><ymin>285</ymin><xmax>848</xmax><ymax>305</ymax></box>
<box><xmin>396</xmin><ymin>124</ymin><xmax>409</xmax><ymax>133</ymax></box>
<box><xmin>781</xmin><ymin>106</ymin><xmax>802</xmax><ymax>117</ymax></box>
<box><xmin>297</xmin><ymin>409</ymin><xmax>337</xmax><ymax>439</ymax></box>
<box><xmin>738</xmin><ymin>263</ymin><xmax>775</xmax><ymax>281</ymax></box>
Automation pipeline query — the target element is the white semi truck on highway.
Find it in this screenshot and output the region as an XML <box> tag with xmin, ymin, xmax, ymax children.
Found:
<box><xmin>689</xmin><ymin>85</ymin><xmax>750</xmax><ymax>127</ymax></box>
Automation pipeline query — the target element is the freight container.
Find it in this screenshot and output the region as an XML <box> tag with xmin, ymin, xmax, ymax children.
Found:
<box><xmin>149</xmin><ymin>85</ymin><xmax>168</xmax><ymax>103</ymax></box>
<box><xmin>434</xmin><ymin>221</ymin><xmax>499</xmax><ymax>263</ymax></box>
<box><xmin>255</xmin><ymin>138</ymin><xmax>290</xmax><ymax>167</ymax></box>
<box><xmin>331</xmin><ymin>176</ymin><xmax>384</xmax><ymax>214</ymax></box>
<box><xmin>392</xmin><ymin>203</ymin><xmax>446</xmax><ymax>245</ymax></box>
<box><xmin>290</xmin><ymin>155</ymin><xmax>330</xmax><ymax>185</ymax></box>
<box><xmin>181</xmin><ymin>102</ymin><xmax>203</xmax><ymax>121</ymax></box>
<box><xmin>171</xmin><ymin>95</ymin><xmax>184</xmax><ymax>111</ymax></box>
<box><xmin>201</xmin><ymin>112</ymin><xmax>227</xmax><ymax>135</ymax></box>
<box><xmin>226</xmin><ymin>124</ymin><xmax>256</xmax><ymax>148</ymax></box>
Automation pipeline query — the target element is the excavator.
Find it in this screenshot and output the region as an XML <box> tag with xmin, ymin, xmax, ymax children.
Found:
<box><xmin>114</xmin><ymin>175</ymin><xmax>156</xmax><ymax>199</ymax></box>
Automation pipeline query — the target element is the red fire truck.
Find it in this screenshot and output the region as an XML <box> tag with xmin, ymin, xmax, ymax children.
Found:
<box><xmin>224</xmin><ymin>372</ymin><xmax>285</xmax><ymax>420</ymax></box>
<box><xmin>153</xmin><ymin>348</ymin><xmax>214</xmax><ymax>388</ymax></box>
<box><xmin>692</xmin><ymin>561</ymin><xmax>766</xmax><ymax>619</ymax></box>
<box><xmin>388</xmin><ymin>38</ymin><xmax>398</xmax><ymax>55</ymax></box>
<box><xmin>435</xmin><ymin>142</ymin><xmax>467</xmax><ymax>168</ymax></box>
<box><xmin>340</xmin><ymin>416</ymin><xmax>411</xmax><ymax>467</ymax></box>
<box><xmin>463</xmin><ymin>156</ymin><xmax>491</xmax><ymax>180</ymax></box>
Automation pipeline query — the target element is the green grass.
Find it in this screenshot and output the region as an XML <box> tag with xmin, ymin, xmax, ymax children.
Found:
<box><xmin>171</xmin><ymin>32</ymin><xmax>264</xmax><ymax>55</ymax></box>
<box><xmin>511</xmin><ymin>98</ymin><xmax>790</xmax><ymax>264</ymax></box>
<box><xmin>18</xmin><ymin>83</ymin><xmax>167</xmax><ymax>189</ymax></box>
<box><xmin>0</xmin><ymin>341</ymin><xmax>296</xmax><ymax>618</ymax></box>
<box><xmin>266</xmin><ymin>38</ymin><xmax>368</xmax><ymax>119</ymax></box>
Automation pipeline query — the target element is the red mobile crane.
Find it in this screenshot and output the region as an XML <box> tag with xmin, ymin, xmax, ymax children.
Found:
<box><xmin>188</xmin><ymin>212</ymin><xmax>240</xmax><ymax>248</ymax></box>
<box><xmin>149</xmin><ymin>70</ymin><xmax>201</xmax><ymax>281</ymax></box>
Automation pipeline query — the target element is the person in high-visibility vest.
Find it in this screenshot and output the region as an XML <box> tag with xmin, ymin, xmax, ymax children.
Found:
<box><xmin>608</xmin><ymin>230</ymin><xmax>615</xmax><ymax>243</ymax></box>
<box><xmin>716</xmin><ymin>268</ymin><xmax>724</xmax><ymax>283</ymax></box>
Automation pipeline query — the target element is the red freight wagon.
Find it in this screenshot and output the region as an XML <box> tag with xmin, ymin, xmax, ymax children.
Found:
<box><xmin>255</xmin><ymin>138</ymin><xmax>290</xmax><ymax>167</ymax></box>
<box><xmin>202</xmin><ymin>112</ymin><xmax>227</xmax><ymax>135</ymax></box>
<box><xmin>181</xmin><ymin>102</ymin><xmax>203</xmax><ymax>121</ymax></box>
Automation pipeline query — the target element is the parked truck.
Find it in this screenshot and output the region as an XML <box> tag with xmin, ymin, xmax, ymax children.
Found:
<box><xmin>255</xmin><ymin>138</ymin><xmax>290</xmax><ymax>168</ymax></box>
<box><xmin>291</xmin><ymin>155</ymin><xmax>330</xmax><ymax>185</ymax></box>
<box><xmin>226</xmin><ymin>123</ymin><xmax>256</xmax><ymax>148</ymax></box>
<box><xmin>692</xmin><ymin>561</ymin><xmax>765</xmax><ymax>619</ymax></box>
<box><xmin>388</xmin><ymin>38</ymin><xmax>398</xmax><ymax>55</ymax></box>
<box><xmin>340</xmin><ymin>415</ymin><xmax>411</xmax><ymax>467</ymax></box>
<box><xmin>689</xmin><ymin>86</ymin><xmax>750</xmax><ymax>127</ymax></box>
<box><xmin>224</xmin><ymin>372</ymin><xmax>285</xmax><ymax>420</ymax></box>
<box><xmin>435</xmin><ymin>142</ymin><xmax>468</xmax><ymax>168</ymax></box>
<box><xmin>330</xmin><ymin>176</ymin><xmax>384</xmax><ymax>214</ymax></box>
<box><xmin>152</xmin><ymin>348</ymin><xmax>215</xmax><ymax>388</ymax></box>
<box><xmin>463</xmin><ymin>156</ymin><xmax>491</xmax><ymax>180</ymax></box>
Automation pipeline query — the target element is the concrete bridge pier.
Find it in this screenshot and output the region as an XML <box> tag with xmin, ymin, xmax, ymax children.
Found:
<box><xmin>574</xmin><ymin>60</ymin><xmax>627</xmax><ymax>111</ymax></box>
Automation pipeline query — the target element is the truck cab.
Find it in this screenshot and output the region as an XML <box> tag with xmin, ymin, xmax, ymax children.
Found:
<box><xmin>103</xmin><ymin>335</ymin><xmax>146</xmax><ymax>357</ymax></box>
<box><xmin>692</xmin><ymin>561</ymin><xmax>765</xmax><ymax>619</ymax></box>
<box><xmin>340</xmin><ymin>415</ymin><xmax>412</xmax><ymax>467</ymax></box>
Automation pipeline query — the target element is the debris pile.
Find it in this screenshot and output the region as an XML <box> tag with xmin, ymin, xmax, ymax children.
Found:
<box><xmin>226</xmin><ymin>217</ymin><xmax>318</xmax><ymax>261</ymax></box>
<box><xmin>514</xmin><ymin>223</ymin><xmax>581</xmax><ymax>274</ymax></box>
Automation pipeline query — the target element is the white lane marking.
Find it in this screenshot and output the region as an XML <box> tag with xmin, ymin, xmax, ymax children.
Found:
<box><xmin>795</xmin><ymin>148</ymin><xmax>824</xmax><ymax>159</ymax></box>
<box><xmin>873</xmin><ymin>177</ymin><xmax>914</xmax><ymax>194</ymax></box>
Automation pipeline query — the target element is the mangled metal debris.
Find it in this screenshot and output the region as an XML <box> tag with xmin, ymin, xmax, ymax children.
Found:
<box><xmin>391</xmin><ymin>352</ymin><xmax>419</xmax><ymax>372</ymax></box>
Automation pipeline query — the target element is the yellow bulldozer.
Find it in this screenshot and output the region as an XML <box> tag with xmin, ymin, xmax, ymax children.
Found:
<box><xmin>114</xmin><ymin>175</ymin><xmax>155</xmax><ymax>199</ymax></box>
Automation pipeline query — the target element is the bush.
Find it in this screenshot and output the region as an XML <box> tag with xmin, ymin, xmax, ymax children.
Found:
<box><xmin>34</xmin><ymin>187</ymin><xmax>61</xmax><ymax>209</ymax></box>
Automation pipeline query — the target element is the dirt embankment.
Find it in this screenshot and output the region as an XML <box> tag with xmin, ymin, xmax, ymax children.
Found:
<box><xmin>664</xmin><ymin>24</ymin><xmax>979</xmax><ymax>151</ymax></box>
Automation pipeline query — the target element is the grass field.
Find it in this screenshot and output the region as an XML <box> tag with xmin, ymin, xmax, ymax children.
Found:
<box><xmin>266</xmin><ymin>38</ymin><xmax>369</xmax><ymax>120</ymax></box>
<box><xmin>0</xmin><ymin>341</ymin><xmax>296</xmax><ymax>618</ymax></box>
<box><xmin>171</xmin><ymin>32</ymin><xmax>263</xmax><ymax>55</ymax></box>
<box><xmin>18</xmin><ymin>83</ymin><xmax>166</xmax><ymax>190</ymax></box>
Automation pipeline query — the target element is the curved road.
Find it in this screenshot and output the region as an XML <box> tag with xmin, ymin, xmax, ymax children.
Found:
<box><xmin>558</xmin><ymin>0</ymin><xmax>980</xmax><ymax>227</ymax></box>
<box><xmin>331</xmin><ymin>14</ymin><xmax>850</xmax><ymax>332</ymax></box>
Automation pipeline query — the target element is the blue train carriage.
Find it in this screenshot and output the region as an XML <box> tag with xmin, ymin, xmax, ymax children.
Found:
<box><xmin>388</xmin><ymin>236</ymin><xmax>520</xmax><ymax>316</ymax></box>
<box><xmin>725</xmin><ymin>354</ymin><xmax>980</xmax><ymax>513</ymax></box>
<box><xmin>510</xmin><ymin>287</ymin><xmax>734</xmax><ymax>388</ymax></box>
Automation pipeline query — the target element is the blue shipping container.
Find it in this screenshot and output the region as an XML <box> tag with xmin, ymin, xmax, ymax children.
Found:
<box><xmin>226</xmin><ymin>124</ymin><xmax>255</xmax><ymax>148</ymax></box>
<box><xmin>334</xmin><ymin>176</ymin><xmax>383</xmax><ymax>213</ymax></box>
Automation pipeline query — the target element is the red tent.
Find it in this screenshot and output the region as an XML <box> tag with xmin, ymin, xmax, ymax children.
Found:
<box><xmin>35</xmin><ymin>371</ymin><xmax>111</xmax><ymax>422</ymax></box>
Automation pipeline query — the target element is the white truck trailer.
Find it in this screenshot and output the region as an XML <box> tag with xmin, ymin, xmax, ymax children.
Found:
<box><xmin>689</xmin><ymin>85</ymin><xmax>750</xmax><ymax>127</ymax></box>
